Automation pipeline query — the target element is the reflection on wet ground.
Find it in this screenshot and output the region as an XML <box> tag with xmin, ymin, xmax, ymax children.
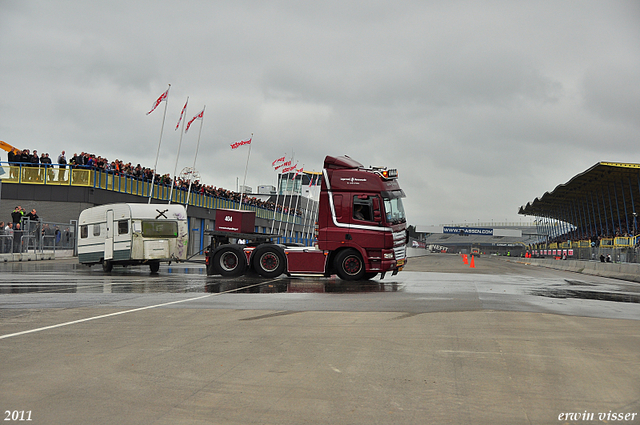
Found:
<box><xmin>1</xmin><ymin>258</ymin><xmax>639</xmax><ymax>321</ymax></box>
<box><xmin>0</xmin><ymin>277</ymin><xmax>405</xmax><ymax>295</ymax></box>
<box><xmin>204</xmin><ymin>278</ymin><xmax>403</xmax><ymax>294</ymax></box>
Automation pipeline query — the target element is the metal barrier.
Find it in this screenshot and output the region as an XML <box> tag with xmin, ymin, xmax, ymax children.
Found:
<box><xmin>613</xmin><ymin>237</ymin><xmax>633</xmax><ymax>247</ymax></box>
<box><xmin>1</xmin><ymin>162</ymin><xmax>302</xmax><ymax>224</ymax></box>
<box><xmin>3</xmin><ymin>219</ymin><xmax>77</xmax><ymax>254</ymax></box>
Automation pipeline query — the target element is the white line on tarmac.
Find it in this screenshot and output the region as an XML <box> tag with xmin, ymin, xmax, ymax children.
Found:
<box><xmin>0</xmin><ymin>280</ymin><xmax>277</xmax><ymax>340</ymax></box>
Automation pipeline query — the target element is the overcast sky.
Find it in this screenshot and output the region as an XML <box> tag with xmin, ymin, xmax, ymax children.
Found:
<box><xmin>1</xmin><ymin>1</ymin><xmax>639</xmax><ymax>226</ymax></box>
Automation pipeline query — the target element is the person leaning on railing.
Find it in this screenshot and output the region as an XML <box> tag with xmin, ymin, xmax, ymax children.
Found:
<box><xmin>57</xmin><ymin>151</ymin><xmax>67</xmax><ymax>181</ymax></box>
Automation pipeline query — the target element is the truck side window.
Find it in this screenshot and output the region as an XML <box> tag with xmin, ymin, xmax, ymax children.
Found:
<box><xmin>353</xmin><ymin>196</ymin><xmax>373</xmax><ymax>221</ymax></box>
<box><xmin>118</xmin><ymin>220</ymin><xmax>129</xmax><ymax>235</ymax></box>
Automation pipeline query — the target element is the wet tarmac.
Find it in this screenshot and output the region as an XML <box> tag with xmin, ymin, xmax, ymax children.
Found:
<box><xmin>1</xmin><ymin>255</ymin><xmax>639</xmax><ymax>425</ymax></box>
<box><xmin>0</xmin><ymin>255</ymin><xmax>638</xmax><ymax>321</ymax></box>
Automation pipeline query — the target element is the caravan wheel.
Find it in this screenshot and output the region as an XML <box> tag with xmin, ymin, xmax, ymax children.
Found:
<box><xmin>102</xmin><ymin>259</ymin><xmax>113</xmax><ymax>273</ymax></box>
<box><xmin>149</xmin><ymin>261</ymin><xmax>160</xmax><ymax>273</ymax></box>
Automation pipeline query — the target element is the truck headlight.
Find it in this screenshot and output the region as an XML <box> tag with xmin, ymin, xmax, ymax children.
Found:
<box><xmin>383</xmin><ymin>252</ymin><xmax>394</xmax><ymax>259</ymax></box>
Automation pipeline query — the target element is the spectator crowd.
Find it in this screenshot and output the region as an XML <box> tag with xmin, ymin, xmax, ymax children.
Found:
<box><xmin>6</xmin><ymin>148</ymin><xmax>305</xmax><ymax>217</ymax></box>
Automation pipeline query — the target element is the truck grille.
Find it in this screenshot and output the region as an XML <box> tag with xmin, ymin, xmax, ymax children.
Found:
<box><xmin>392</xmin><ymin>230</ymin><xmax>406</xmax><ymax>261</ymax></box>
<box><xmin>394</xmin><ymin>245</ymin><xmax>406</xmax><ymax>261</ymax></box>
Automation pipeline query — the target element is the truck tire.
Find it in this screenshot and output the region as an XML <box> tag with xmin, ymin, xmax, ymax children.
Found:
<box><xmin>149</xmin><ymin>261</ymin><xmax>160</xmax><ymax>273</ymax></box>
<box><xmin>335</xmin><ymin>249</ymin><xmax>365</xmax><ymax>281</ymax></box>
<box><xmin>251</xmin><ymin>245</ymin><xmax>286</xmax><ymax>278</ymax></box>
<box><xmin>102</xmin><ymin>259</ymin><xmax>113</xmax><ymax>273</ymax></box>
<box><xmin>212</xmin><ymin>245</ymin><xmax>247</xmax><ymax>278</ymax></box>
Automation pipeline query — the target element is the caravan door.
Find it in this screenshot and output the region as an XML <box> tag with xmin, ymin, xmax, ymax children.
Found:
<box><xmin>105</xmin><ymin>209</ymin><xmax>114</xmax><ymax>260</ymax></box>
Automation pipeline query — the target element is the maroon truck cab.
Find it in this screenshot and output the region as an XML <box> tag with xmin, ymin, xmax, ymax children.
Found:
<box><xmin>314</xmin><ymin>155</ymin><xmax>407</xmax><ymax>278</ymax></box>
<box><xmin>205</xmin><ymin>155</ymin><xmax>407</xmax><ymax>280</ymax></box>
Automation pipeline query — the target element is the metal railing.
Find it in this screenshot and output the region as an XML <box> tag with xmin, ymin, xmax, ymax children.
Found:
<box><xmin>0</xmin><ymin>162</ymin><xmax>303</xmax><ymax>224</ymax></box>
<box><xmin>0</xmin><ymin>219</ymin><xmax>76</xmax><ymax>254</ymax></box>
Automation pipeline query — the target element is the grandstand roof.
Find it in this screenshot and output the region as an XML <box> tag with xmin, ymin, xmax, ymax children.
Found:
<box><xmin>518</xmin><ymin>162</ymin><xmax>640</xmax><ymax>221</ymax></box>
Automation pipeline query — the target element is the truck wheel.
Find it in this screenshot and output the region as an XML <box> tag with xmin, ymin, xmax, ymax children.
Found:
<box><xmin>363</xmin><ymin>272</ymin><xmax>378</xmax><ymax>280</ymax></box>
<box><xmin>213</xmin><ymin>245</ymin><xmax>247</xmax><ymax>278</ymax></box>
<box><xmin>252</xmin><ymin>245</ymin><xmax>286</xmax><ymax>278</ymax></box>
<box><xmin>335</xmin><ymin>249</ymin><xmax>365</xmax><ymax>281</ymax></box>
<box><xmin>102</xmin><ymin>259</ymin><xmax>113</xmax><ymax>273</ymax></box>
<box><xmin>149</xmin><ymin>261</ymin><xmax>160</xmax><ymax>273</ymax></box>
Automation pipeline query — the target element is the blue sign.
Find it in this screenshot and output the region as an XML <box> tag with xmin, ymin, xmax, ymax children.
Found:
<box><xmin>443</xmin><ymin>226</ymin><xmax>493</xmax><ymax>236</ymax></box>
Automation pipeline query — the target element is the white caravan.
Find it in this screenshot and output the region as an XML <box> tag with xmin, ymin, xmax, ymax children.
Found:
<box><xmin>77</xmin><ymin>203</ymin><xmax>188</xmax><ymax>272</ymax></box>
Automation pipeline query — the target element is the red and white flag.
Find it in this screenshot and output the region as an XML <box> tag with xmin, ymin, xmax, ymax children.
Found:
<box><xmin>175</xmin><ymin>98</ymin><xmax>188</xmax><ymax>130</ymax></box>
<box><xmin>185</xmin><ymin>108</ymin><xmax>204</xmax><ymax>133</ymax></box>
<box><xmin>230</xmin><ymin>138</ymin><xmax>252</xmax><ymax>149</ymax></box>
<box><xmin>274</xmin><ymin>159</ymin><xmax>291</xmax><ymax>171</ymax></box>
<box><xmin>309</xmin><ymin>174</ymin><xmax>317</xmax><ymax>187</ymax></box>
<box><xmin>272</xmin><ymin>156</ymin><xmax>286</xmax><ymax>167</ymax></box>
<box><xmin>146</xmin><ymin>87</ymin><xmax>169</xmax><ymax>115</ymax></box>
<box><xmin>282</xmin><ymin>163</ymin><xmax>298</xmax><ymax>173</ymax></box>
<box><xmin>294</xmin><ymin>167</ymin><xmax>304</xmax><ymax>177</ymax></box>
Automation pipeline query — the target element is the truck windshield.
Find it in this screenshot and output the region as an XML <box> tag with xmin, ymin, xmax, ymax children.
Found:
<box><xmin>142</xmin><ymin>221</ymin><xmax>178</xmax><ymax>238</ymax></box>
<box><xmin>383</xmin><ymin>193</ymin><xmax>406</xmax><ymax>225</ymax></box>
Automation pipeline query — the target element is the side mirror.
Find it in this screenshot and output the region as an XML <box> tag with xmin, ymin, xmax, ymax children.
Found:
<box><xmin>372</xmin><ymin>197</ymin><xmax>382</xmax><ymax>223</ymax></box>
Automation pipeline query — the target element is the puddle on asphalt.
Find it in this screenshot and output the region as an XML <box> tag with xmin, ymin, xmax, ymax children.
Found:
<box><xmin>531</xmin><ymin>288</ymin><xmax>640</xmax><ymax>303</ymax></box>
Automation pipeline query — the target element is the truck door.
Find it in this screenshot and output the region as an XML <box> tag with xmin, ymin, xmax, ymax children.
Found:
<box><xmin>350</xmin><ymin>194</ymin><xmax>384</xmax><ymax>250</ymax></box>
<box><xmin>105</xmin><ymin>209</ymin><xmax>114</xmax><ymax>260</ymax></box>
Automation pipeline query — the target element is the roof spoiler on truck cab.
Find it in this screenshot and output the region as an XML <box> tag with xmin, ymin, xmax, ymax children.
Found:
<box><xmin>323</xmin><ymin>155</ymin><xmax>364</xmax><ymax>170</ymax></box>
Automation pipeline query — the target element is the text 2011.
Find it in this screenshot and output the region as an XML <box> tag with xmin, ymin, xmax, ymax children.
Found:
<box><xmin>4</xmin><ymin>411</ymin><xmax>32</xmax><ymax>421</ymax></box>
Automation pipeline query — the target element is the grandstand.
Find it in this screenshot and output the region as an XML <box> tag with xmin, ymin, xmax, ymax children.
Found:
<box><xmin>518</xmin><ymin>162</ymin><xmax>640</xmax><ymax>262</ymax></box>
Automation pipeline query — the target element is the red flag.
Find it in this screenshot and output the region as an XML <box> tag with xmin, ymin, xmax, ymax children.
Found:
<box><xmin>185</xmin><ymin>108</ymin><xmax>204</xmax><ymax>133</ymax></box>
<box><xmin>294</xmin><ymin>167</ymin><xmax>304</xmax><ymax>177</ymax></box>
<box><xmin>230</xmin><ymin>138</ymin><xmax>252</xmax><ymax>149</ymax></box>
<box><xmin>175</xmin><ymin>97</ymin><xmax>188</xmax><ymax>130</ymax></box>
<box><xmin>146</xmin><ymin>87</ymin><xmax>169</xmax><ymax>115</ymax></box>
<box><xmin>272</xmin><ymin>156</ymin><xmax>285</xmax><ymax>167</ymax></box>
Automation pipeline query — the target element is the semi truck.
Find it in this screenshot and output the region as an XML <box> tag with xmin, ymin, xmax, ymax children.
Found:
<box><xmin>205</xmin><ymin>155</ymin><xmax>407</xmax><ymax>280</ymax></box>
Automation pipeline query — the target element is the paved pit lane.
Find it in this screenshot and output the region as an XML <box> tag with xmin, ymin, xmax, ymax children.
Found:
<box><xmin>0</xmin><ymin>255</ymin><xmax>638</xmax><ymax>425</ymax></box>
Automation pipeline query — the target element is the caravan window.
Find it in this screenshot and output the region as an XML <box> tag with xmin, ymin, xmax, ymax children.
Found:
<box><xmin>80</xmin><ymin>225</ymin><xmax>88</xmax><ymax>239</ymax></box>
<box><xmin>142</xmin><ymin>220</ymin><xmax>178</xmax><ymax>238</ymax></box>
<box><xmin>93</xmin><ymin>224</ymin><xmax>101</xmax><ymax>237</ymax></box>
<box><xmin>118</xmin><ymin>220</ymin><xmax>129</xmax><ymax>235</ymax></box>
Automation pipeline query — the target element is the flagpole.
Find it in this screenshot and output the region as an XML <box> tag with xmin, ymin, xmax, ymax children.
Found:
<box><xmin>277</xmin><ymin>171</ymin><xmax>287</xmax><ymax>237</ymax></box>
<box><xmin>279</xmin><ymin>153</ymin><xmax>294</xmax><ymax>238</ymax></box>
<box><xmin>186</xmin><ymin>106</ymin><xmax>205</xmax><ymax>206</ymax></box>
<box><xmin>148</xmin><ymin>84</ymin><xmax>170</xmax><ymax>204</ymax></box>
<box><xmin>291</xmin><ymin>165</ymin><xmax>303</xmax><ymax>243</ymax></box>
<box><xmin>283</xmin><ymin>155</ymin><xmax>296</xmax><ymax>242</ymax></box>
<box><xmin>270</xmin><ymin>169</ymin><xmax>282</xmax><ymax>235</ymax></box>
<box><xmin>239</xmin><ymin>133</ymin><xmax>253</xmax><ymax>210</ymax></box>
<box><xmin>301</xmin><ymin>173</ymin><xmax>313</xmax><ymax>245</ymax></box>
<box><xmin>169</xmin><ymin>96</ymin><xmax>188</xmax><ymax>204</ymax></box>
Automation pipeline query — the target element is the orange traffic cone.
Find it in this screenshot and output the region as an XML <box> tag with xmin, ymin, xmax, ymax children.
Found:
<box><xmin>462</xmin><ymin>254</ymin><xmax>468</xmax><ymax>264</ymax></box>
<box><xmin>469</xmin><ymin>255</ymin><xmax>475</xmax><ymax>268</ymax></box>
